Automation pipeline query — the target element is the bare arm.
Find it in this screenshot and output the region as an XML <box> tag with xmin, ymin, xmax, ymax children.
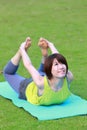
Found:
<box><xmin>44</xmin><ymin>38</ymin><xmax>73</xmax><ymax>82</ymax></box>
<box><xmin>48</xmin><ymin>42</ymin><xmax>59</xmax><ymax>54</ymax></box>
<box><xmin>20</xmin><ymin>42</ymin><xmax>44</xmax><ymax>87</ymax></box>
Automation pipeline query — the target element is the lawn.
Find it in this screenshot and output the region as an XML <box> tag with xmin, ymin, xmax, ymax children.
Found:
<box><xmin>0</xmin><ymin>0</ymin><xmax>87</xmax><ymax>129</ymax></box>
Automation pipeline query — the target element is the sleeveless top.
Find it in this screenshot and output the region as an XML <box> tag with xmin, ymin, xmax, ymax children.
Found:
<box><xmin>25</xmin><ymin>76</ymin><xmax>71</xmax><ymax>105</ymax></box>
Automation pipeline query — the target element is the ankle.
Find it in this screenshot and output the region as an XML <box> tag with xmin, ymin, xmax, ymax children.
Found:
<box><xmin>11</xmin><ymin>50</ymin><xmax>21</xmax><ymax>66</ymax></box>
<box><xmin>41</xmin><ymin>56</ymin><xmax>47</xmax><ymax>64</ymax></box>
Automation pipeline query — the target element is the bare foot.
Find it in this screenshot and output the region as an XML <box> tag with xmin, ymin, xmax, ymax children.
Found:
<box><xmin>25</xmin><ymin>37</ymin><xmax>31</xmax><ymax>51</ymax></box>
<box><xmin>38</xmin><ymin>38</ymin><xmax>48</xmax><ymax>56</ymax></box>
<box><xmin>38</xmin><ymin>38</ymin><xmax>48</xmax><ymax>48</ymax></box>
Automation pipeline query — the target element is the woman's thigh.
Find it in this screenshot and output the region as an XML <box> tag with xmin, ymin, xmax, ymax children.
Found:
<box><xmin>4</xmin><ymin>73</ymin><xmax>25</xmax><ymax>93</ymax></box>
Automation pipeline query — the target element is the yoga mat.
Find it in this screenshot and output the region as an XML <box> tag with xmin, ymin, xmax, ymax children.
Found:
<box><xmin>0</xmin><ymin>81</ymin><xmax>87</xmax><ymax>120</ymax></box>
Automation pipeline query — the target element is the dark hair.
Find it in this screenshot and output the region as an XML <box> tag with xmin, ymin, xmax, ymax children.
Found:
<box><xmin>44</xmin><ymin>53</ymin><xmax>68</xmax><ymax>79</ymax></box>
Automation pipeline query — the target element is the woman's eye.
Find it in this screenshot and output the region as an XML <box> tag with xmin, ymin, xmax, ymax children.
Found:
<box><xmin>54</xmin><ymin>63</ymin><xmax>58</xmax><ymax>65</ymax></box>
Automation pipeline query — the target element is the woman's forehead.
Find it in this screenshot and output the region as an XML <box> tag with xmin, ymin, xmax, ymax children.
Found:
<box><xmin>53</xmin><ymin>58</ymin><xmax>59</xmax><ymax>62</ymax></box>
<box><xmin>53</xmin><ymin>58</ymin><xmax>63</xmax><ymax>64</ymax></box>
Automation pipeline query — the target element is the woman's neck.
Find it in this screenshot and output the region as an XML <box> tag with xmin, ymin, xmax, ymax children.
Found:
<box><xmin>48</xmin><ymin>77</ymin><xmax>64</xmax><ymax>91</ymax></box>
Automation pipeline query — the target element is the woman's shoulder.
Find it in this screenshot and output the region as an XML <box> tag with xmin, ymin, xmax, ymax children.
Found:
<box><xmin>66</xmin><ymin>70</ymin><xmax>73</xmax><ymax>83</ymax></box>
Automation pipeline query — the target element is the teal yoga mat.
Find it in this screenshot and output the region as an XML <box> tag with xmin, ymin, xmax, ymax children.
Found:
<box><xmin>0</xmin><ymin>81</ymin><xmax>87</xmax><ymax>120</ymax></box>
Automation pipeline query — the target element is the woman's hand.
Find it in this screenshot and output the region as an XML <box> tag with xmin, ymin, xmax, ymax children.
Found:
<box><xmin>20</xmin><ymin>37</ymin><xmax>31</xmax><ymax>51</ymax></box>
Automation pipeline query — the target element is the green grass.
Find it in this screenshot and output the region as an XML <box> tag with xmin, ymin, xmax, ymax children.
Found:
<box><xmin>0</xmin><ymin>0</ymin><xmax>87</xmax><ymax>129</ymax></box>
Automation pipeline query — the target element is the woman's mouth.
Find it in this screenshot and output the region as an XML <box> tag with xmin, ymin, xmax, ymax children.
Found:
<box><xmin>58</xmin><ymin>69</ymin><xmax>66</xmax><ymax>74</ymax></box>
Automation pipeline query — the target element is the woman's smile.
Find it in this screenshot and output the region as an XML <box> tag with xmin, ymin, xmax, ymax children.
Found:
<box><xmin>58</xmin><ymin>69</ymin><xmax>66</xmax><ymax>74</ymax></box>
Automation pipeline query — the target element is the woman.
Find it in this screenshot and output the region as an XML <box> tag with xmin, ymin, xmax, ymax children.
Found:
<box><xmin>3</xmin><ymin>37</ymin><xmax>73</xmax><ymax>105</ymax></box>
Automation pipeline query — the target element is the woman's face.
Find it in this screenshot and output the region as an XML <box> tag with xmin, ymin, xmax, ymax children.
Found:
<box><xmin>51</xmin><ymin>58</ymin><xmax>67</xmax><ymax>79</ymax></box>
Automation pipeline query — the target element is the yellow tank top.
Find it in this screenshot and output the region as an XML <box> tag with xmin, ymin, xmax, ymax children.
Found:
<box><xmin>25</xmin><ymin>76</ymin><xmax>71</xmax><ymax>105</ymax></box>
